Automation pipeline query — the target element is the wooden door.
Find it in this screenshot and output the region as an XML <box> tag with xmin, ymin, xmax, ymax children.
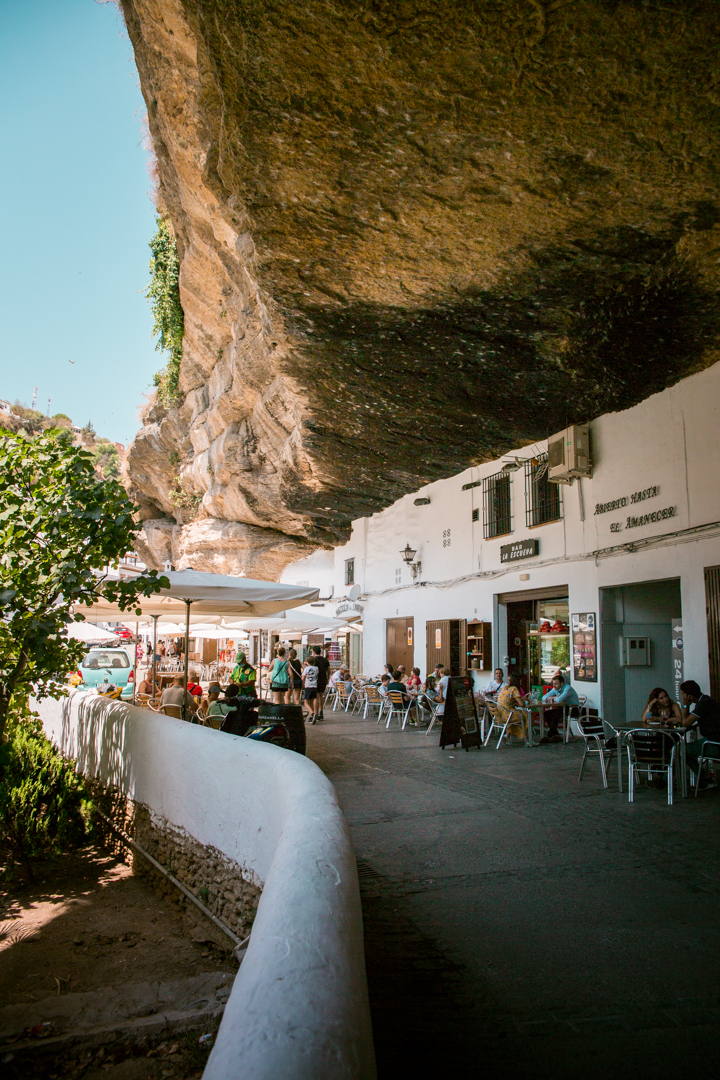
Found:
<box><xmin>426</xmin><ymin>619</ymin><xmax>451</xmax><ymax>675</ymax></box>
<box><xmin>458</xmin><ymin>619</ymin><xmax>467</xmax><ymax>676</ymax></box>
<box><xmin>705</xmin><ymin>567</ymin><xmax>720</xmax><ymax>699</ymax></box>
<box><xmin>386</xmin><ymin>617</ymin><xmax>414</xmax><ymax>673</ymax></box>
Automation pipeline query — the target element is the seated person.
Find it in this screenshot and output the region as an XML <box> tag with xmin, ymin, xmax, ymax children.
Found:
<box><xmin>201</xmin><ymin>682</ymin><xmax>229</xmax><ymax>728</ymax></box>
<box><xmin>407</xmin><ymin>668</ymin><xmax>422</xmax><ymax>693</ymax></box>
<box><xmin>230</xmin><ymin>652</ymin><xmax>257</xmax><ymax>696</ymax></box>
<box><xmin>387</xmin><ymin>671</ymin><xmax>411</xmax><ymax>699</ymax></box>
<box><xmin>378</xmin><ymin>674</ymin><xmax>391</xmax><ymax>697</ymax></box>
<box><xmin>396</xmin><ymin>665</ymin><xmax>409</xmax><ymax>684</ymax></box>
<box><xmin>496</xmin><ymin>674</ymin><xmax>525</xmax><ymax>740</ymax></box>
<box><xmin>642</xmin><ymin>686</ymin><xmax>682</xmax><ymax>725</ymax></box>
<box><xmin>160</xmin><ymin>676</ymin><xmax>198</xmax><ymax>718</ymax></box>
<box><xmin>329</xmin><ymin>666</ymin><xmax>349</xmax><ymax>690</ymax></box>
<box><xmin>136</xmin><ymin>675</ymin><xmax>154</xmax><ymax>696</ymax></box>
<box><xmin>540</xmin><ymin>674</ymin><xmax>580</xmax><ymax>744</ymax></box>
<box><xmin>484</xmin><ymin>668</ymin><xmax>505</xmax><ymax>697</ymax></box>
<box><xmin>679</xmin><ymin>680</ymin><xmax>720</xmax><ymax>785</ymax></box>
<box><xmin>186</xmin><ymin>679</ymin><xmax>204</xmax><ymax>699</ymax></box>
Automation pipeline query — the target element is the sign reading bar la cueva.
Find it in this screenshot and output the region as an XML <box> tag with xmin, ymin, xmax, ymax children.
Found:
<box><xmin>500</xmin><ymin>538</ymin><xmax>539</xmax><ymax>563</ymax></box>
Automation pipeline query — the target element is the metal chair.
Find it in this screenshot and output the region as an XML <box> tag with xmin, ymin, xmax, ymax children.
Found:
<box><xmin>693</xmin><ymin>739</ymin><xmax>720</xmax><ymax>796</ymax></box>
<box><xmin>626</xmin><ymin>729</ymin><xmax>677</xmax><ymax>805</ymax></box>
<box><xmin>362</xmin><ymin>685</ymin><xmax>384</xmax><ymax>719</ymax></box>
<box><xmin>335</xmin><ymin>684</ymin><xmax>354</xmax><ymax>712</ymax></box>
<box><xmin>483</xmin><ymin>700</ymin><xmax>526</xmax><ymax>749</ymax></box>
<box><xmin>161</xmin><ymin>703</ymin><xmax>184</xmax><ymax>719</ymax></box>
<box><xmin>384</xmin><ymin>690</ymin><xmax>412</xmax><ymax>730</ymax></box>
<box><xmin>421</xmin><ymin>695</ymin><xmax>442</xmax><ymax>734</ymax></box>
<box><xmin>577</xmin><ymin>716</ymin><xmax>615</xmax><ymax>788</ymax></box>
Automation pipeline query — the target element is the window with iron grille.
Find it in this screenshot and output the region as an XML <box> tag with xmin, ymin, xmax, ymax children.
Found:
<box><xmin>482</xmin><ymin>471</ymin><xmax>512</xmax><ymax>539</ymax></box>
<box><xmin>524</xmin><ymin>454</ymin><xmax>561</xmax><ymax>526</ymax></box>
<box><xmin>345</xmin><ymin>558</ymin><xmax>355</xmax><ymax>586</ymax></box>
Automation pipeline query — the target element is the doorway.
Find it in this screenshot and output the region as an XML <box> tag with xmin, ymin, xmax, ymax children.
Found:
<box><xmin>425</xmin><ymin>620</ymin><xmax>467</xmax><ymax>677</ymax></box>
<box><xmin>386</xmin><ymin>617</ymin><xmax>414</xmax><ymax>673</ymax></box>
<box><xmin>600</xmin><ymin>578</ymin><xmax>682</xmax><ymax>725</ymax></box>
<box><xmin>499</xmin><ymin>588</ymin><xmax>570</xmax><ymax>693</ymax></box>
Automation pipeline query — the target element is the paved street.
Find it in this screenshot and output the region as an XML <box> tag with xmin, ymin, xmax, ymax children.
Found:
<box><xmin>306</xmin><ymin>710</ymin><xmax>720</xmax><ymax>1080</ymax></box>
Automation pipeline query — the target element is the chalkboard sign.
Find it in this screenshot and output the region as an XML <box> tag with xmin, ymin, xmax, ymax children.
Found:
<box><xmin>440</xmin><ymin>675</ymin><xmax>483</xmax><ymax>751</ymax></box>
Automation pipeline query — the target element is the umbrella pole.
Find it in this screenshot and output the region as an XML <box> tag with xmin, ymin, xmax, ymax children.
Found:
<box><xmin>132</xmin><ymin>621</ymin><xmax>139</xmax><ymax>705</ymax></box>
<box><xmin>183</xmin><ymin>600</ymin><xmax>191</xmax><ymax>722</ymax></box>
<box><xmin>151</xmin><ymin>615</ymin><xmax>159</xmax><ymax>701</ymax></box>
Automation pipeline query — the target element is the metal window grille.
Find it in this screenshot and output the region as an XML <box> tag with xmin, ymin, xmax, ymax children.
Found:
<box><xmin>482</xmin><ymin>471</ymin><xmax>512</xmax><ymax>539</ymax></box>
<box><xmin>345</xmin><ymin>558</ymin><xmax>355</xmax><ymax>586</ymax></box>
<box><xmin>524</xmin><ymin>455</ymin><xmax>561</xmax><ymax>527</ymax></box>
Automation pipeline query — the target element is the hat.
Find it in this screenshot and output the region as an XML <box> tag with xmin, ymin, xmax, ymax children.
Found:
<box><xmin>208</xmin><ymin>682</ymin><xmax>222</xmax><ymax>693</ymax></box>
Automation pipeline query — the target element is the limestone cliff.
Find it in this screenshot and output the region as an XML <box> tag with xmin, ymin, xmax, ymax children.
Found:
<box><xmin>121</xmin><ymin>0</ymin><xmax>720</xmax><ymax>576</ymax></box>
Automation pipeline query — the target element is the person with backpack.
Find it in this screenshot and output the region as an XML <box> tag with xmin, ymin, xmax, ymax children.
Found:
<box><xmin>312</xmin><ymin>644</ymin><xmax>330</xmax><ymax>720</ymax></box>
<box><xmin>286</xmin><ymin>647</ymin><xmax>303</xmax><ymax>705</ymax></box>
<box><xmin>268</xmin><ymin>646</ymin><xmax>290</xmax><ymax>703</ymax></box>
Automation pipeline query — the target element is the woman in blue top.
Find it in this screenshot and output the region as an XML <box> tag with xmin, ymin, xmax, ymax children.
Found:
<box><xmin>269</xmin><ymin>647</ymin><xmax>290</xmax><ymax>704</ymax></box>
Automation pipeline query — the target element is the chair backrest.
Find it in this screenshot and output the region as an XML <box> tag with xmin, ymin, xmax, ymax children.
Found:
<box><xmin>626</xmin><ymin>728</ymin><xmax>675</xmax><ymax>765</ymax></box>
<box><xmin>365</xmin><ymin>687</ymin><xmax>382</xmax><ymax>703</ymax></box>
<box><xmin>485</xmin><ymin>700</ymin><xmax>502</xmax><ymax>718</ymax></box>
<box><xmin>162</xmin><ymin>703</ymin><xmax>184</xmax><ymax>719</ymax></box>
<box><xmin>387</xmin><ymin>691</ymin><xmax>406</xmax><ymax>706</ymax></box>
<box><xmin>579</xmin><ymin>717</ymin><xmax>605</xmax><ymax>737</ymax></box>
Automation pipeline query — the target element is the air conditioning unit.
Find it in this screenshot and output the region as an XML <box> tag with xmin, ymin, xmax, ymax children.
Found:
<box><xmin>547</xmin><ymin>424</ymin><xmax>592</xmax><ymax>483</ymax></box>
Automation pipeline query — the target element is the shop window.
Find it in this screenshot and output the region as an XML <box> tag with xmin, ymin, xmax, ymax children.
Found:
<box><xmin>344</xmin><ymin>558</ymin><xmax>355</xmax><ymax>586</ymax></box>
<box><xmin>482</xmin><ymin>471</ymin><xmax>512</xmax><ymax>539</ymax></box>
<box><xmin>524</xmin><ymin>454</ymin><xmax>561</xmax><ymax>527</ymax></box>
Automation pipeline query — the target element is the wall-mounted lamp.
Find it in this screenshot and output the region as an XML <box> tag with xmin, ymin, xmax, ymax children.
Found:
<box><xmin>400</xmin><ymin>543</ymin><xmax>422</xmax><ymax>582</ymax></box>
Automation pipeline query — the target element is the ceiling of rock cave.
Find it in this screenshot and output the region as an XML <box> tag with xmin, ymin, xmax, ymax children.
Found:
<box><xmin>122</xmin><ymin>0</ymin><xmax>720</xmax><ymax>563</ymax></box>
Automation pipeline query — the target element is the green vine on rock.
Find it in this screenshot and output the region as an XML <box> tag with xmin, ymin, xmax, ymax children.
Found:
<box><xmin>146</xmin><ymin>216</ymin><xmax>184</xmax><ymax>407</ymax></box>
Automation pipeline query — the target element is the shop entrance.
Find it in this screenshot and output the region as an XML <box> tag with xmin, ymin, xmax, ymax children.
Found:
<box><xmin>425</xmin><ymin>620</ymin><xmax>467</xmax><ymax>677</ymax></box>
<box><xmin>385</xmin><ymin>617</ymin><xmax>414</xmax><ymax>673</ymax></box>
<box><xmin>499</xmin><ymin>587</ymin><xmax>570</xmax><ymax>693</ymax></box>
<box><xmin>600</xmin><ymin>578</ymin><xmax>682</xmax><ymax>725</ymax></box>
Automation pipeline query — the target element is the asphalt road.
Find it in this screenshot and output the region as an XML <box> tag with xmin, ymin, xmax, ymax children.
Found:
<box><xmin>306</xmin><ymin>710</ymin><xmax>720</xmax><ymax>1080</ymax></box>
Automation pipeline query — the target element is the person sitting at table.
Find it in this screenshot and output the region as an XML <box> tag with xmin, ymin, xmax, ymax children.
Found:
<box><xmin>187</xmin><ymin>678</ymin><xmax>204</xmax><ymax>700</ymax></box>
<box><xmin>396</xmin><ymin>665</ymin><xmax>409</xmax><ymax>684</ymax></box>
<box><xmin>388</xmin><ymin>671</ymin><xmax>411</xmax><ymax>699</ymax></box>
<box><xmin>407</xmin><ymin>668</ymin><xmax>422</xmax><ymax>693</ymax></box>
<box><xmin>329</xmin><ymin>666</ymin><xmax>349</xmax><ymax>690</ymax></box>
<box><xmin>484</xmin><ymin>668</ymin><xmax>505</xmax><ymax>697</ymax></box>
<box><xmin>203</xmin><ymin>682</ymin><xmax>230</xmax><ymax>729</ymax></box>
<box><xmin>679</xmin><ymin>680</ymin><xmax>720</xmax><ymax>786</ymax></box>
<box><xmin>160</xmin><ymin>675</ymin><xmax>198</xmax><ymax>719</ymax></box>
<box><xmin>136</xmin><ymin>674</ymin><xmax>154</xmax><ymax>696</ymax></box>
<box><xmin>496</xmin><ymin>674</ymin><xmax>526</xmax><ymax>741</ymax></box>
<box><xmin>540</xmin><ymin>674</ymin><xmax>580</xmax><ymax>744</ymax></box>
<box><xmin>378</xmin><ymin>674</ymin><xmax>391</xmax><ymax>698</ymax></box>
<box><xmin>642</xmin><ymin>687</ymin><xmax>682</xmax><ymax>725</ymax></box>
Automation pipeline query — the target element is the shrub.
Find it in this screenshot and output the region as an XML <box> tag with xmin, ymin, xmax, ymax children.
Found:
<box><xmin>0</xmin><ymin>725</ymin><xmax>89</xmax><ymax>881</ymax></box>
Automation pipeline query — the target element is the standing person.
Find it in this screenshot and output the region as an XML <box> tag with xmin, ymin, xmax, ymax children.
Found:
<box><xmin>679</xmin><ymin>680</ymin><xmax>720</xmax><ymax>786</ymax></box>
<box><xmin>303</xmin><ymin>654</ymin><xmax>320</xmax><ymax>723</ymax></box>
<box><xmin>268</xmin><ymin>647</ymin><xmax>290</xmax><ymax>704</ymax></box>
<box><xmin>286</xmin><ymin>648</ymin><xmax>303</xmax><ymax>705</ymax></box>
<box><xmin>313</xmin><ymin>644</ymin><xmax>330</xmax><ymax>720</ymax></box>
<box><xmin>231</xmin><ymin>651</ymin><xmax>257</xmax><ymax>697</ymax></box>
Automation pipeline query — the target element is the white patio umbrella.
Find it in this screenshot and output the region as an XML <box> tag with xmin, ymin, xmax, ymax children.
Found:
<box><xmin>67</xmin><ymin>622</ymin><xmax>118</xmax><ymax>642</ymax></box>
<box><xmin>226</xmin><ymin>611</ymin><xmax>351</xmax><ymax>633</ymax></box>
<box><xmin>78</xmin><ymin>570</ymin><xmax>319</xmax><ymax>712</ymax></box>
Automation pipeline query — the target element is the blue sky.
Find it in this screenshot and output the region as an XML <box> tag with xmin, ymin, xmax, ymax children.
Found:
<box><xmin>0</xmin><ymin>0</ymin><xmax>160</xmax><ymax>445</ymax></box>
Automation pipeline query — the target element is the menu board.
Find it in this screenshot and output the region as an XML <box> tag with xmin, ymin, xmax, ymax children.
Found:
<box><xmin>440</xmin><ymin>675</ymin><xmax>482</xmax><ymax>750</ymax></box>
<box><xmin>571</xmin><ymin>613</ymin><xmax>597</xmax><ymax>682</ymax></box>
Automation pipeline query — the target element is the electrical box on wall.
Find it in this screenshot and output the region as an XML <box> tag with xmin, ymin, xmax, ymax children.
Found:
<box><xmin>619</xmin><ymin>636</ymin><xmax>651</xmax><ymax>667</ymax></box>
<box><xmin>547</xmin><ymin>424</ymin><xmax>592</xmax><ymax>483</ymax></box>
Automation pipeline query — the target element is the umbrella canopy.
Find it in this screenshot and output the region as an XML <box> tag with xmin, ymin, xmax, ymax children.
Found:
<box><xmin>79</xmin><ymin>570</ymin><xmax>319</xmax><ymax>621</ymax></box>
<box><xmin>67</xmin><ymin>622</ymin><xmax>118</xmax><ymax>643</ymax></box>
<box><xmin>227</xmin><ymin>612</ymin><xmax>350</xmax><ymax>633</ymax></box>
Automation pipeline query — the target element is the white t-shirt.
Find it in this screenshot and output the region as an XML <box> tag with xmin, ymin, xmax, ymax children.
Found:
<box><xmin>304</xmin><ymin>663</ymin><xmax>319</xmax><ymax>689</ymax></box>
<box><xmin>436</xmin><ymin>675</ymin><xmax>450</xmax><ymax>715</ymax></box>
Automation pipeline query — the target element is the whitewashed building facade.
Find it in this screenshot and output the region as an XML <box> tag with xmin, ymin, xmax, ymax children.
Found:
<box><xmin>282</xmin><ymin>361</ymin><xmax>720</xmax><ymax>724</ymax></box>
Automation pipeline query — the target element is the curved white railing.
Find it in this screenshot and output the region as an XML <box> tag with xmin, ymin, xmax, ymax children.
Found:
<box><xmin>40</xmin><ymin>692</ymin><xmax>376</xmax><ymax>1080</ymax></box>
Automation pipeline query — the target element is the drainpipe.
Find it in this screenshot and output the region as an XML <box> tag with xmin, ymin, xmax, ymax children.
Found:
<box><xmin>151</xmin><ymin>614</ymin><xmax>159</xmax><ymax>700</ymax></box>
<box><xmin>183</xmin><ymin>599</ymin><xmax>192</xmax><ymax>722</ymax></box>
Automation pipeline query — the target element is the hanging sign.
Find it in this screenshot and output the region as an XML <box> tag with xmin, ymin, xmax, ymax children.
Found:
<box><xmin>671</xmin><ymin>620</ymin><xmax>683</xmax><ymax>703</ymax></box>
<box><xmin>500</xmin><ymin>539</ymin><xmax>539</xmax><ymax>563</ymax></box>
<box><xmin>571</xmin><ymin>613</ymin><xmax>597</xmax><ymax>682</ymax></box>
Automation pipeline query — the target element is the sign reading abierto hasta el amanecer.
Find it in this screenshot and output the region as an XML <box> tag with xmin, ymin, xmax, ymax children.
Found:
<box><xmin>500</xmin><ymin>538</ymin><xmax>539</xmax><ymax>563</ymax></box>
<box><xmin>440</xmin><ymin>676</ymin><xmax>483</xmax><ymax>751</ymax></box>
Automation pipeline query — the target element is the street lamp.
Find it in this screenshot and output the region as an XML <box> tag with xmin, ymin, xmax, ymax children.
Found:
<box><xmin>400</xmin><ymin>544</ymin><xmax>422</xmax><ymax>583</ymax></box>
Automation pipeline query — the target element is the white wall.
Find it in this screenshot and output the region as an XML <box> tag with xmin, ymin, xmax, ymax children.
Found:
<box><xmin>282</xmin><ymin>361</ymin><xmax>720</xmax><ymax>707</ymax></box>
<box><xmin>40</xmin><ymin>693</ymin><xmax>376</xmax><ymax>1080</ymax></box>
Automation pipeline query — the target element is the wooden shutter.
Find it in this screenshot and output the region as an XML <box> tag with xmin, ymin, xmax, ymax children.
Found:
<box><xmin>705</xmin><ymin>567</ymin><xmax>720</xmax><ymax>699</ymax></box>
<box><xmin>458</xmin><ymin>619</ymin><xmax>468</xmax><ymax>676</ymax></box>
<box><xmin>426</xmin><ymin>620</ymin><xmax>451</xmax><ymax>674</ymax></box>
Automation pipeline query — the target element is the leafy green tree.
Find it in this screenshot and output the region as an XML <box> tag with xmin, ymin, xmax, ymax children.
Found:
<box><xmin>52</xmin><ymin>413</ymin><xmax>73</xmax><ymax>429</ymax></box>
<box><xmin>91</xmin><ymin>438</ymin><xmax>121</xmax><ymax>480</ymax></box>
<box><xmin>146</xmin><ymin>216</ymin><xmax>184</xmax><ymax>406</ymax></box>
<box><xmin>0</xmin><ymin>429</ymin><xmax>167</xmax><ymax>741</ymax></box>
<box><xmin>81</xmin><ymin>421</ymin><xmax>96</xmax><ymax>446</ymax></box>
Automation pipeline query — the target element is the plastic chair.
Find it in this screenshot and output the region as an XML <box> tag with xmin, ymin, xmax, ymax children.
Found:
<box><xmin>577</xmin><ymin>716</ymin><xmax>615</xmax><ymax>788</ymax></box>
<box><xmin>626</xmin><ymin>729</ymin><xmax>677</xmax><ymax>805</ymax></box>
<box><xmin>483</xmin><ymin>700</ymin><xmax>526</xmax><ymax>749</ymax></box>
<box><xmin>694</xmin><ymin>739</ymin><xmax>720</xmax><ymax>796</ymax></box>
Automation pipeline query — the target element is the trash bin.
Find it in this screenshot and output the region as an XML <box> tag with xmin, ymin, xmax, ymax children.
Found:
<box><xmin>257</xmin><ymin>703</ymin><xmax>306</xmax><ymax>755</ymax></box>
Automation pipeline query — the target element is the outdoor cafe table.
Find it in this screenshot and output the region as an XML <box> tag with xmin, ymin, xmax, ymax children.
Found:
<box><xmin>602</xmin><ymin>720</ymin><xmax>689</xmax><ymax>797</ymax></box>
<box><xmin>517</xmin><ymin>701</ymin><xmax>566</xmax><ymax>747</ymax></box>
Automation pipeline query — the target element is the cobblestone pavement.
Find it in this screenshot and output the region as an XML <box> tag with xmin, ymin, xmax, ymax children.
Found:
<box><xmin>306</xmin><ymin>710</ymin><xmax>720</xmax><ymax>1080</ymax></box>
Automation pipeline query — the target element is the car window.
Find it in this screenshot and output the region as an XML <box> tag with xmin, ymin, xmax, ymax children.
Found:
<box><xmin>84</xmin><ymin>651</ymin><xmax>129</xmax><ymax>669</ymax></box>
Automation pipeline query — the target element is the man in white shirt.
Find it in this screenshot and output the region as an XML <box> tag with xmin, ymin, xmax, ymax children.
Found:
<box><xmin>484</xmin><ymin>668</ymin><xmax>505</xmax><ymax>696</ymax></box>
<box><xmin>435</xmin><ymin>667</ymin><xmax>450</xmax><ymax>716</ymax></box>
<box><xmin>329</xmin><ymin>666</ymin><xmax>349</xmax><ymax>690</ymax></box>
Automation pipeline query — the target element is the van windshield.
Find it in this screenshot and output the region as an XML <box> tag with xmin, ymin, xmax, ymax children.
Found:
<box><xmin>84</xmin><ymin>651</ymin><xmax>129</xmax><ymax>669</ymax></box>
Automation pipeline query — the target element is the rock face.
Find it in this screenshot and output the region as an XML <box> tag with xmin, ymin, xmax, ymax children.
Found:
<box><xmin>121</xmin><ymin>0</ymin><xmax>720</xmax><ymax>575</ymax></box>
